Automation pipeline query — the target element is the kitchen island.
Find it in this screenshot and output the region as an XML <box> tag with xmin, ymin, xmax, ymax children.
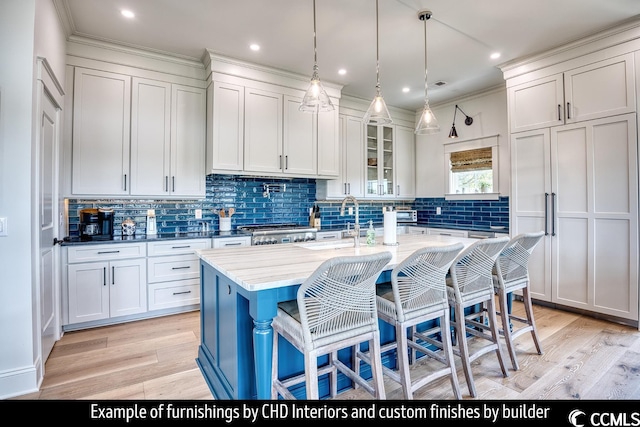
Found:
<box><xmin>195</xmin><ymin>233</ymin><xmax>476</xmax><ymax>400</ymax></box>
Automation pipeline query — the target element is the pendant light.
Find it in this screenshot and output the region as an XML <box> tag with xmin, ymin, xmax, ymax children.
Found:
<box><xmin>299</xmin><ymin>0</ymin><xmax>334</xmax><ymax>113</ymax></box>
<box><xmin>415</xmin><ymin>10</ymin><xmax>440</xmax><ymax>135</ymax></box>
<box><xmin>363</xmin><ymin>0</ymin><xmax>392</xmax><ymax>125</ymax></box>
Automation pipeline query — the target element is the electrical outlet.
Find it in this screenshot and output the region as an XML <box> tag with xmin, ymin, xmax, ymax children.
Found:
<box><xmin>195</xmin><ymin>209</ymin><xmax>202</xmax><ymax>219</ymax></box>
<box><xmin>348</xmin><ymin>207</ymin><xmax>353</xmax><ymax>215</ymax></box>
<box><xmin>436</xmin><ymin>207</ymin><xmax>442</xmax><ymax>215</ymax></box>
<box><xmin>0</xmin><ymin>217</ymin><xmax>7</xmax><ymax>236</ymax></box>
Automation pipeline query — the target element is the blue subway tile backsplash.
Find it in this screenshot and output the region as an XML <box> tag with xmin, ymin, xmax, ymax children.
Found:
<box><xmin>67</xmin><ymin>175</ymin><xmax>509</xmax><ymax>236</ymax></box>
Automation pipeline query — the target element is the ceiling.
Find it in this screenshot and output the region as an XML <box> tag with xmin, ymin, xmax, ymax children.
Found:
<box><xmin>57</xmin><ymin>0</ymin><xmax>640</xmax><ymax>111</ymax></box>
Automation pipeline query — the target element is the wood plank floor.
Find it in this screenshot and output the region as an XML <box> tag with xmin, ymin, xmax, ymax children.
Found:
<box><xmin>14</xmin><ymin>300</ymin><xmax>640</xmax><ymax>400</ymax></box>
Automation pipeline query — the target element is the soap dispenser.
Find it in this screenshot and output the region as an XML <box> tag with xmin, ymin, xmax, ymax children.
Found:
<box><xmin>366</xmin><ymin>220</ymin><xmax>376</xmax><ymax>247</ymax></box>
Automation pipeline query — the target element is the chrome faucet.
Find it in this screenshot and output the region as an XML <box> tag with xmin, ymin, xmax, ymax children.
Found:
<box><xmin>340</xmin><ymin>195</ymin><xmax>360</xmax><ymax>247</ymax></box>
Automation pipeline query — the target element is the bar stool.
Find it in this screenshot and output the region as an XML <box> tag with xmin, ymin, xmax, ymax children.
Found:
<box><xmin>271</xmin><ymin>251</ymin><xmax>392</xmax><ymax>400</ymax></box>
<box><xmin>370</xmin><ymin>243</ymin><xmax>464</xmax><ymax>399</ymax></box>
<box><xmin>492</xmin><ymin>231</ymin><xmax>545</xmax><ymax>370</ymax></box>
<box><xmin>447</xmin><ymin>236</ymin><xmax>510</xmax><ymax>398</ymax></box>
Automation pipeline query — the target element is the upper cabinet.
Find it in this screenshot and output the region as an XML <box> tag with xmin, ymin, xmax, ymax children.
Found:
<box><xmin>208</xmin><ymin>81</ymin><xmax>339</xmax><ymax>178</ymax></box>
<box><xmin>205</xmin><ymin>53</ymin><xmax>342</xmax><ymax>179</ymax></box>
<box><xmin>72</xmin><ymin>68</ymin><xmax>132</xmax><ymax>196</ymax></box>
<box><xmin>130</xmin><ymin>79</ymin><xmax>206</xmax><ymax>197</ymax></box>
<box><xmin>508</xmin><ymin>53</ymin><xmax>635</xmax><ymax>133</ymax></box>
<box><xmin>71</xmin><ymin>67</ymin><xmax>206</xmax><ymax>198</ymax></box>
<box><xmin>394</xmin><ymin>125</ymin><xmax>416</xmax><ymax>199</ymax></box>
<box><xmin>365</xmin><ymin>124</ymin><xmax>394</xmax><ymax>197</ymax></box>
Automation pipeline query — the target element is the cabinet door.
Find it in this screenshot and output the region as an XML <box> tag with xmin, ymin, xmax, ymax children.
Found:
<box><xmin>207</xmin><ymin>81</ymin><xmax>244</xmax><ymax>173</ymax></box>
<box><xmin>171</xmin><ymin>84</ymin><xmax>206</xmax><ymax>197</ymax></box>
<box><xmin>317</xmin><ymin>108</ymin><xmax>340</xmax><ymax>177</ymax></box>
<box><xmin>109</xmin><ymin>258</ymin><xmax>147</xmax><ymax>317</ymax></box>
<box><xmin>72</xmin><ymin>68</ymin><xmax>131</xmax><ymax>195</ymax></box>
<box><xmin>130</xmin><ymin>78</ymin><xmax>171</xmax><ymax>196</ymax></box>
<box><xmin>68</xmin><ymin>262</ymin><xmax>110</xmax><ymax>323</ymax></box>
<box><xmin>283</xmin><ymin>95</ymin><xmax>316</xmax><ymax>175</ymax></box>
<box><xmin>550</xmin><ymin>114</ymin><xmax>638</xmax><ymax>320</ymax></box>
<box><xmin>508</xmin><ymin>74</ymin><xmax>564</xmax><ymax>133</ymax></box>
<box><xmin>244</xmin><ymin>88</ymin><xmax>283</xmax><ymax>174</ymax></box>
<box><xmin>510</xmin><ymin>129</ymin><xmax>552</xmax><ymax>301</ymax></box>
<box><xmin>394</xmin><ymin>125</ymin><xmax>415</xmax><ymax>198</ymax></box>
<box><xmin>366</xmin><ymin>125</ymin><xmax>394</xmax><ymax>197</ymax></box>
<box><xmin>564</xmin><ymin>53</ymin><xmax>635</xmax><ymax>123</ymax></box>
<box><xmin>344</xmin><ymin>116</ymin><xmax>365</xmax><ymax>198</ymax></box>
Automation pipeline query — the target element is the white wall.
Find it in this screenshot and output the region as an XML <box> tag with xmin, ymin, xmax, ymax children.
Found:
<box><xmin>414</xmin><ymin>87</ymin><xmax>509</xmax><ymax>198</ymax></box>
<box><xmin>0</xmin><ymin>0</ymin><xmax>66</xmax><ymax>399</ymax></box>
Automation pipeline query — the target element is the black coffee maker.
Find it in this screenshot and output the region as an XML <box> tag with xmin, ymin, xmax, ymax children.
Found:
<box><xmin>80</xmin><ymin>208</ymin><xmax>114</xmax><ymax>240</ymax></box>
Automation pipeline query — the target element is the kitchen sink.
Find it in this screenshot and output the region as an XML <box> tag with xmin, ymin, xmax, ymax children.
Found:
<box><xmin>294</xmin><ymin>240</ymin><xmax>355</xmax><ymax>250</ymax></box>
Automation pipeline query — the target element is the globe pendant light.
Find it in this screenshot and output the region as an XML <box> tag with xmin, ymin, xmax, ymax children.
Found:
<box><xmin>415</xmin><ymin>10</ymin><xmax>440</xmax><ymax>135</ymax></box>
<box><xmin>363</xmin><ymin>0</ymin><xmax>392</xmax><ymax>125</ymax></box>
<box><xmin>299</xmin><ymin>0</ymin><xmax>334</xmax><ymax>113</ymax></box>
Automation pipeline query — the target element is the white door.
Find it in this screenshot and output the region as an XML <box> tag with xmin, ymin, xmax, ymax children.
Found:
<box><xmin>38</xmin><ymin>81</ymin><xmax>60</xmax><ymax>362</ymax></box>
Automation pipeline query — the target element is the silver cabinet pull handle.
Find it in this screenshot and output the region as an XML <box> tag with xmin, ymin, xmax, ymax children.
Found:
<box><xmin>285</xmin><ymin>155</ymin><xmax>288</xmax><ymax>170</ymax></box>
<box><xmin>124</xmin><ymin>174</ymin><xmax>127</xmax><ymax>191</ymax></box>
<box><xmin>551</xmin><ymin>192</ymin><xmax>557</xmax><ymax>236</ymax></box>
<box><xmin>98</xmin><ymin>250</ymin><xmax>120</xmax><ymax>254</ymax></box>
<box><xmin>171</xmin><ymin>266</ymin><xmax>191</xmax><ymax>270</ymax></box>
<box><xmin>103</xmin><ymin>267</ymin><xmax>106</xmax><ymax>286</ymax></box>
<box><xmin>558</xmin><ymin>104</ymin><xmax>562</xmax><ymax>121</ymax></box>
<box><xmin>544</xmin><ymin>192</ymin><xmax>549</xmax><ymax>235</ymax></box>
<box><xmin>566</xmin><ymin>102</ymin><xmax>571</xmax><ymax>119</ymax></box>
<box><xmin>172</xmin><ymin>290</ymin><xmax>192</xmax><ymax>296</ymax></box>
<box><xmin>225</xmin><ymin>242</ymin><xmax>242</xmax><ymax>246</ymax></box>
<box><xmin>172</xmin><ymin>245</ymin><xmax>191</xmax><ymax>249</ymax></box>
<box><xmin>112</xmin><ymin>266</ymin><xmax>115</xmax><ymax>285</ymax></box>
<box><xmin>172</xmin><ymin>176</ymin><xmax>175</xmax><ymax>192</ymax></box>
<box><xmin>165</xmin><ymin>176</ymin><xmax>169</xmax><ymax>192</ymax></box>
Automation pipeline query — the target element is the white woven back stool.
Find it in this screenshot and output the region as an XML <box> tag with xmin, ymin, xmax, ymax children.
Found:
<box><xmin>492</xmin><ymin>231</ymin><xmax>545</xmax><ymax>371</ymax></box>
<box><xmin>447</xmin><ymin>236</ymin><xmax>510</xmax><ymax>398</ymax></box>
<box><xmin>271</xmin><ymin>251</ymin><xmax>392</xmax><ymax>400</ymax></box>
<box><xmin>367</xmin><ymin>243</ymin><xmax>464</xmax><ymax>400</ymax></box>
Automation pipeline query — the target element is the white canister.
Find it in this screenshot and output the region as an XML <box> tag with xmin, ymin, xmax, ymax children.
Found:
<box><xmin>219</xmin><ymin>217</ymin><xmax>231</xmax><ymax>232</ymax></box>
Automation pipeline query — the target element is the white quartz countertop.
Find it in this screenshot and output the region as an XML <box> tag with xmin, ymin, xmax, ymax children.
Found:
<box><xmin>196</xmin><ymin>234</ymin><xmax>477</xmax><ymax>292</ymax></box>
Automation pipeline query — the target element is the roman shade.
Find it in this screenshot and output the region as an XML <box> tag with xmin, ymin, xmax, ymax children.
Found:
<box><xmin>450</xmin><ymin>147</ymin><xmax>492</xmax><ymax>172</ymax></box>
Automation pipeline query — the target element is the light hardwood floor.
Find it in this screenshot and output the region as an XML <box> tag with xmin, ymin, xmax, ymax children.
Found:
<box><xmin>14</xmin><ymin>300</ymin><xmax>640</xmax><ymax>400</ymax></box>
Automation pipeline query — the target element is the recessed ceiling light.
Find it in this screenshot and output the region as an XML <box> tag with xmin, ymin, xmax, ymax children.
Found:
<box><xmin>121</xmin><ymin>10</ymin><xmax>135</xmax><ymax>19</ymax></box>
<box><xmin>338</xmin><ymin>69</ymin><xmax>347</xmax><ymax>76</ymax></box>
<box><xmin>250</xmin><ymin>44</ymin><xmax>260</xmax><ymax>51</ymax></box>
<box><xmin>490</xmin><ymin>52</ymin><xmax>501</xmax><ymax>60</ymax></box>
<box><xmin>402</xmin><ymin>87</ymin><xmax>410</xmax><ymax>93</ymax></box>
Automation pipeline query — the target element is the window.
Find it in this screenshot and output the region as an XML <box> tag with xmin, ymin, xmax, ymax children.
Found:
<box><xmin>444</xmin><ymin>135</ymin><xmax>499</xmax><ymax>200</ymax></box>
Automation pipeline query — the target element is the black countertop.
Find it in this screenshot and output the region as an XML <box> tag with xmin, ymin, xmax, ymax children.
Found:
<box><xmin>60</xmin><ymin>230</ymin><xmax>252</xmax><ymax>246</ymax></box>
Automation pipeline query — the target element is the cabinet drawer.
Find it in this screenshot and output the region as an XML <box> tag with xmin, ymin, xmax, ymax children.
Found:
<box><xmin>147</xmin><ymin>238</ymin><xmax>211</xmax><ymax>256</ymax></box>
<box><xmin>148</xmin><ymin>279</ymin><xmax>200</xmax><ymax>310</ymax></box>
<box><xmin>147</xmin><ymin>254</ymin><xmax>200</xmax><ymax>283</ymax></box>
<box><xmin>212</xmin><ymin>236</ymin><xmax>251</xmax><ymax>248</ymax></box>
<box><xmin>427</xmin><ymin>228</ymin><xmax>468</xmax><ymax>238</ymax></box>
<box><xmin>315</xmin><ymin>231</ymin><xmax>342</xmax><ymax>241</ymax></box>
<box><xmin>67</xmin><ymin>243</ymin><xmax>146</xmax><ymax>263</ymax></box>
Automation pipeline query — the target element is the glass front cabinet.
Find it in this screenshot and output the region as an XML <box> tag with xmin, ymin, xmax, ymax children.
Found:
<box><xmin>366</xmin><ymin>124</ymin><xmax>394</xmax><ymax>197</ymax></box>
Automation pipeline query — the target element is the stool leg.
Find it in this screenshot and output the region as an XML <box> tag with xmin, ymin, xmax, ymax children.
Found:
<box><xmin>454</xmin><ymin>302</ymin><xmax>476</xmax><ymax>397</ymax></box>
<box><xmin>396</xmin><ymin>322</ymin><xmax>413</xmax><ymax>399</ymax></box>
<box><xmin>522</xmin><ymin>285</ymin><xmax>543</xmax><ymax>355</ymax></box>
<box><xmin>486</xmin><ymin>295</ymin><xmax>509</xmax><ymax>378</ymax></box>
<box><xmin>304</xmin><ymin>349</ymin><xmax>320</xmax><ymax>400</ymax></box>
<box><xmin>499</xmin><ymin>288</ymin><xmax>519</xmax><ymax>370</ymax></box>
<box><xmin>441</xmin><ymin>311</ymin><xmax>462</xmax><ymax>399</ymax></box>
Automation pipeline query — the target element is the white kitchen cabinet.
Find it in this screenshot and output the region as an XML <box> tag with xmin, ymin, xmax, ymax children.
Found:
<box><xmin>243</xmin><ymin>87</ymin><xmax>284</xmax><ymax>174</ymax></box>
<box><xmin>66</xmin><ymin>243</ymin><xmax>147</xmax><ymax>324</ymax></box>
<box><xmin>510</xmin><ymin>113</ymin><xmax>638</xmax><ymax>321</ymax></box>
<box><xmin>212</xmin><ymin>236</ymin><xmax>251</xmax><ymax>248</ymax></box>
<box><xmin>405</xmin><ymin>226</ymin><xmax>427</xmax><ymax>235</ymax></box>
<box><xmin>71</xmin><ymin>67</ymin><xmax>131</xmax><ymax>196</ymax></box>
<box><xmin>130</xmin><ymin>80</ymin><xmax>206</xmax><ymax>198</ymax></box>
<box><xmin>394</xmin><ymin>125</ymin><xmax>416</xmax><ymax>199</ymax></box>
<box><xmin>365</xmin><ymin>124</ymin><xmax>394</xmax><ymax>197</ymax></box>
<box><xmin>207</xmin><ymin>81</ymin><xmax>244</xmax><ymax>173</ymax></box>
<box><xmin>508</xmin><ymin>53</ymin><xmax>635</xmax><ymax>133</ymax></box>
<box><xmin>282</xmin><ymin>95</ymin><xmax>317</xmax><ymax>175</ymax></box>
<box><xmin>426</xmin><ymin>228</ymin><xmax>468</xmax><ymax>238</ymax></box>
<box><xmin>317</xmin><ymin>114</ymin><xmax>365</xmax><ymax>199</ymax></box>
<box><xmin>315</xmin><ymin>230</ymin><xmax>342</xmax><ymax>241</ymax></box>
<box><xmin>147</xmin><ymin>239</ymin><xmax>210</xmax><ymax>311</ymax></box>
<box><xmin>317</xmin><ymin>107</ymin><xmax>340</xmax><ymax>177</ymax></box>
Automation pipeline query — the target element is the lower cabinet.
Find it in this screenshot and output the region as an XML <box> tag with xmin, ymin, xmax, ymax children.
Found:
<box><xmin>426</xmin><ymin>228</ymin><xmax>468</xmax><ymax>238</ymax></box>
<box><xmin>147</xmin><ymin>238</ymin><xmax>211</xmax><ymax>311</ymax></box>
<box><xmin>66</xmin><ymin>243</ymin><xmax>147</xmax><ymax>325</ymax></box>
<box><xmin>212</xmin><ymin>236</ymin><xmax>251</xmax><ymax>248</ymax></box>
